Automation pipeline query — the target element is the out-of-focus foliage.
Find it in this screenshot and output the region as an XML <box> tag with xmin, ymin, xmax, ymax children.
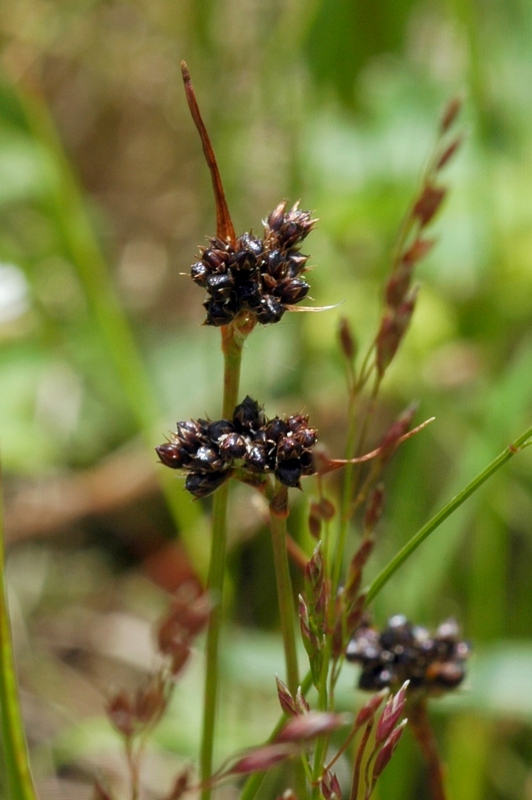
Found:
<box><xmin>0</xmin><ymin>1</ymin><xmax>532</xmax><ymax>799</ymax></box>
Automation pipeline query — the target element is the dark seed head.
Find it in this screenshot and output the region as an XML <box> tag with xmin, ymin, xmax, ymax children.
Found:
<box><xmin>347</xmin><ymin>616</ymin><xmax>470</xmax><ymax>695</ymax></box>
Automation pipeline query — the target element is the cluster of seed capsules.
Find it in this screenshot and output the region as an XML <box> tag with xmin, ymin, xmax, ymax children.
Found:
<box><xmin>346</xmin><ymin>614</ymin><xmax>470</xmax><ymax>695</ymax></box>
<box><xmin>156</xmin><ymin>396</ymin><xmax>318</xmax><ymax>498</ymax></box>
<box><xmin>191</xmin><ymin>201</ymin><xmax>316</xmax><ymax>326</ymax></box>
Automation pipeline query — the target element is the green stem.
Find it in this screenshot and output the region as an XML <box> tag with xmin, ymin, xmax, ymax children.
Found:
<box><xmin>269</xmin><ymin>483</ymin><xmax>300</xmax><ymax>697</ymax></box>
<box><xmin>200</xmin><ymin>324</ymin><xmax>244</xmax><ymax>800</ymax></box>
<box><xmin>0</xmin><ymin>477</ymin><xmax>39</xmax><ymax>800</ymax></box>
<box><xmin>366</xmin><ymin>425</ymin><xmax>532</xmax><ymax>604</ymax></box>
<box><xmin>268</xmin><ymin>482</ymin><xmax>307</xmax><ymax>797</ymax></box>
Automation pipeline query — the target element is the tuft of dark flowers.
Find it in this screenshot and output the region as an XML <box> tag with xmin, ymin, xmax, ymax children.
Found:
<box><xmin>191</xmin><ymin>201</ymin><xmax>317</xmax><ymax>326</ymax></box>
<box><xmin>346</xmin><ymin>614</ymin><xmax>470</xmax><ymax>695</ymax></box>
<box><xmin>156</xmin><ymin>396</ymin><xmax>318</xmax><ymax>497</ymax></box>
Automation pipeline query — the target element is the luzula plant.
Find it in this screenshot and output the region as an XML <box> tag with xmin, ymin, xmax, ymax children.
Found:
<box><xmin>86</xmin><ymin>67</ymin><xmax>532</xmax><ymax>800</ymax></box>
<box><xmin>154</xmin><ymin>63</ymin><xmax>462</xmax><ymax>800</ymax></box>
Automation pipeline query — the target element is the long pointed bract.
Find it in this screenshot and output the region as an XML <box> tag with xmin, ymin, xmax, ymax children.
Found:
<box><xmin>181</xmin><ymin>62</ymin><xmax>236</xmax><ymax>245</ymax></box>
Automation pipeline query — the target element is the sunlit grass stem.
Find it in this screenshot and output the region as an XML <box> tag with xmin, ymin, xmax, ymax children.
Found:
<box><xmin>0</xmin><ymin>477</ymin><xmax>39</xmax><ymax>800</ymax></box>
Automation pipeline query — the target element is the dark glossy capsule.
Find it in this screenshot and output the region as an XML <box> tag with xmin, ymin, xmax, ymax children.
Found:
<box><xmin>255</xmin><ymin>295</ymin><xmax>284</xmax><ymax>324</ymax></box>
<box><xmin>275</xmin><ymin>459</ymin><xmax>302</xmax><ymax>488</ymax></box>
<box><xmin>219</xmin><ymin>432</ymin><xmax>248</xmax><ymax>459</ymax></box>
<box><xmin>286</xmin><ymin>252</ymin><xmax>308</xmax><ymax>276</ymax></box>
<box><xmin>191</xmin><ymin>446</ymin><xmax>224</xmax><ymax>473</ymax></box>
<box><xmin>202</xmin><ymin>247</ymin><xmax>229</xmax><ymax>269</ymax></box>
<box><xmin>236</xmin><ymin>280</ymin><xmax>261</xmax><ymax>306</ymax></box>
<box><xmin>233</xmin><ymin>396</ymin><xmax>265</xmax><ymax>432</ymax></box>
<box><xmin>264</xmin><ymin>417</ymin><xmax>288</xmax><ymax>442</ymax></box>
<box><xmin>294</xmin><ymin>428</ymin><xmax>318</xmax><ymax>449</ymax></box>
<box><xmin>287</xmin><ymin>413</ymin><xmax>308</xmax><ymax>432</ymax></box>
<box><xmin>299</xmin><ymin>450</ymin><xmax>315</xmax><ymax>475</ymax></box>
<box><xmin>234</xmin><ymin>248</ymin><xmax>257</xmax><ymax>271</ymax></box>
<box><xmin>185</xmin><ymin>471</ymin><xmax>228</xmax><ymax>498</ymax></box>
<box><xmin>238</xmin><ymin>233</ymin><xmax>264</xmax><ymax>257</ymax></box>
<box><xmin>266</xmin><ymin>202</ymin><xmax>286</xmax><ymax>232</ymax></box>
<box><xmin>191</xmin><ymin>262</ymin><xmax>209</xmax><ymax>286</ymax></box>
<box><xmin>176</xmin><ymin>419</ymin><xmax>201</xmax><ymax>437</ymax></box>
<box><xmin>208</xmin><ymin>419</ymin><xmax>234</xmax><ymax>440</ymax></box>
<box><xmin>265</xmin><ymin>249</ymin><xmax>283</xmax><ymax>275</ymax></box>
<box><xmin>246</xmin><ymin>444</ymin><xmax>268</xmax><ymax>472</ymax></box>
<box><xmin>156</xmin><ymin>443</ymin><xmax>187</xmax><ymax>469</ymax></box>
<box><xmin>204</xmin><ymin>299</ymin><xmax>235</xmax><ymax>326</ymax></box>
<box><xmin>277</xmin><ymin>437</ymin><xmax>300</xmax><ymax>461</ymax></box>
<box><xmin>207</xmin><ymin>273</ymin><xmax>233</xmax><ymax>293</ymax></box>
<box><xmin>279</xmin><ymin>278</ymin><xmax>309</xmax><ymax>305</ymax></box>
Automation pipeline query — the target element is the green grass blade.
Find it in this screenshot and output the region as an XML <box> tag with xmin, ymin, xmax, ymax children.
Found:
<box><xmin>366</xmin><ymin>424</ymin><xmax>532</xmax><ymax>604</ymax></box>
<box><xmin>0</xmin><ymin>479</ymin><xmax>39</xmax><ymax>800</ymax></box>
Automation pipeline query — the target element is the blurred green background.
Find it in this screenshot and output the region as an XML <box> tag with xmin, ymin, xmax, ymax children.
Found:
<box><xmin>1</xmin><ymin>0</ymin><xmax>532</xmax><ymax>798</ymax></box>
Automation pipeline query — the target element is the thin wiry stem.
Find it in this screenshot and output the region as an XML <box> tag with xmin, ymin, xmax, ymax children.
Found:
<box><xmin>366</xmin><ymin>424</ymin><xmax>532</xmax><ymax>604</ymax></box>
<box><xmin>269</xmin><ymin>483</ymin><xmax>300</xmax><ymax>697</ymax></box>
<box><xmin>200</xmin><ymin>325</ymin><xmax>244</xmax><ymax>800</ymax></box>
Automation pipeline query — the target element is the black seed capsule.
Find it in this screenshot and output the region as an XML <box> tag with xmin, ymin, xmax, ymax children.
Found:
<box><xmin>191</xmin><ymin>262</ymin><xmax>209</xmax><ymax>286</ymax></box>
<box><xmin>255</xmin><ymin>295</ymin><xmax>284</xmax><ymax>324</ymax></box>
<box><xmin>191</xmin><ymin>446</ymin><xmax>223</xmax><ymax>472</ymax></box>
<box><xmin>207</xmin><ymin>273</ymin><xmax>233</xmax><ymax>293</ymax></box>
<box><xmin>185</xmin><ymin>471</ymin><xmax>228</xmax><ymax>498</ymax></box>
<box><xmin>246</xmin><ymin>444</ymin><xmax>268</xmax><ymax>472</ymax></box>
<box><xmin>219</xmin><ymin>432</ymin><xmax>248</xmax><ymax>459</ymax></box>
<box><xmin>204</xmin><ymin>299</ymin><xmax>236</xmax><ymax>326</ymax></box>
<box><xmin>202</xmin><ymin>248</ymin><xmax>228</xmax><ymax>269</ymax></box>
<box><xmin>275</xmin><ymin>459</ymin><xmax>302</xmax><ymax>488</ymax></box>
<box><xmin>279</xmin><ymin>278</ymin><xmax>309</xmax><ymax>305</ymax></box>
<box><xmin>208</xmin><ymin>419</ymin><xmax>234</xmax><ymax>440</ymax></box>
<box><xmin>264</xmin><ymin>418</ymin><xmax>288</xmax><ymax>442</ymax></box>
<box><xmin>233</xmin><ymin>396</ymin><xmax>265</xmax><ymax>432</ymax></box>
<box><xmin>156</xmin><ymin>443</ymin><xmax>187</xmax><ymax>469</ymax></box>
